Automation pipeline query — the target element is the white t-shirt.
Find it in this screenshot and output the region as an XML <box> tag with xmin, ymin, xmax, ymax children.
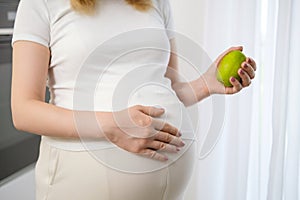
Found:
<box><xmin>12</xmin><ymin>0</ymin><xmax>194</xmax><ymax>151</ymax></box>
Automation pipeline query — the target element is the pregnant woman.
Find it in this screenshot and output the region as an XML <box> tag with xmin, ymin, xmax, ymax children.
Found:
<box><xmin>11</xmin><ymin>0</ymin><xmax>256</xmax><ymax>199</ymax></box>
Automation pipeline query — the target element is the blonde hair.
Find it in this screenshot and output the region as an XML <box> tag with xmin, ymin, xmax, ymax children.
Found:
<box><xmin>71</xmin><ymin>0</ymin><xmax>153</xmax><ymax>14</ymax></box>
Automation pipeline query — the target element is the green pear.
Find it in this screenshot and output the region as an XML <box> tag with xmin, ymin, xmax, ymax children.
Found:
<box><xmin>216</xmin><ymin>50</ymin><xmax>246</xmax><ymax>87</ymax></box>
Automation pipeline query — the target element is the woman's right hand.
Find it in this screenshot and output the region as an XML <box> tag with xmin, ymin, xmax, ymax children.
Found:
<box><xmin>101</xmin><ymin>105</ymin><xmax>185</xmax><ymax>161</ymax></box>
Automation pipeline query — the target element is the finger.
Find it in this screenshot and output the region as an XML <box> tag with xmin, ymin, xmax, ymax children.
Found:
<box><xmin>152</xmin><ymin>119</ymin><xmax>181</xmax><ymax>137</ymax></box>
<box><xmin>246</xmin><ymin>57</ymin><xmax>257</xmax><ymax>71</ymax></box>
<box><xmin>215</xmin><ymin>46</ymin><xmax>244</xmax><ymax>65</ymax></box>
<box><xmin>148</xmin><ymin>141</ymin><xmax>180</xmax><ymax>153</ymax></box>
<box><xmin>138</xmin><ymin>105</ymin><xmax>165</xmax><ymax>117</ymax></box>
<box><xmin>230</xmin><ymin>77</ymin><xmax>243</xmax><ymax>92</ymax></box>
<box><xmin>238</xmin><ymin>68</ymin><xmax>251</xmax><ymax>87</ymax></box>
<box><xmin>241</xmin><ymin>62</ymin><xmax>255</xmax><ymax>79</ymax></box>
<box><xmin>154</xmin><ymin>131</ymin><xmax>185</xmax><ymax>147</ymax></box>
<box><xmin>225</xmin><ymin>77</ymin><xmax>243</xmax><ymax>94</ymax></box>
<box><xmin>140</xmin><ymin>149</ymin><xmax>168</xmax><ymax>161</ymax></box>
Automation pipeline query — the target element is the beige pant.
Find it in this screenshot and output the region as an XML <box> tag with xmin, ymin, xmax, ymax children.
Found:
<box><xmin>35</xmin><ymin>139</ymin><xmax>196</xmax><ymax>200</ymax></box>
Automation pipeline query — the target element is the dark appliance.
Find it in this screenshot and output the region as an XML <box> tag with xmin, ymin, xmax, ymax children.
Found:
<box><xmin>0</xmin><ymin>0</ymin><xmax>49</xmax><ymax>181</ymax></box>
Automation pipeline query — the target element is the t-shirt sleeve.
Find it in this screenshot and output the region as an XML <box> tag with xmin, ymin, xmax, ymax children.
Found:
<box><xmin>12</xmin><ymin>0</ymin><xmax>50</xmax><ymax>47</ymax></box>
<box><xmin>161</xmin><ymin>0</ymin><xmax>176</xmax><ymax>40</ymax></box>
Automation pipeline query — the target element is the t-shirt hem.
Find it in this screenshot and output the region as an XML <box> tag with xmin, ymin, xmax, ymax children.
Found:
<box><xmin>11</xmin><ymin>34</ymin><xmax>49</xmax><ymax>48</ymax></box>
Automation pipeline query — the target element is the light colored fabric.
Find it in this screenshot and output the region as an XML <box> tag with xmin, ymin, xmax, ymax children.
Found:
<box><xmin>12</xmin><ymin>0</ymin><xmax>181</xmax><ymax>151</ymax></box>
<box><xmin>267</xmin><ymin>0</ymin><xmax>300</xmax><ymax>199</ymax></box>
<box><xmin>35</xmin><ymin>139</ymin><xmax>196</xmax><ymax>200</ymax></box>
<box><xmin>170</xmin><ymin>0</ymin><xmax>300</xmax><ymax>199</ymax></box>
<box><xmin>12</xmin><ymin>0</ymin><xmax>50</xmax><ymax>47</ymax></box>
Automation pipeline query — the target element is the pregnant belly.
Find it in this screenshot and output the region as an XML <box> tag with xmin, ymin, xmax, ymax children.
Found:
<box><xmin>93</xmin><ymin>84</ymin><xmax>197</xmax><ymax>173</ymax></box>
<box><xmin>127</xmin><ymin>84</ymin><xmax>195</xmax><ymax>139</ymax></box>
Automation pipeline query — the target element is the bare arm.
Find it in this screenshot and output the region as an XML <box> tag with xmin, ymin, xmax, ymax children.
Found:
<box><xmin>11</xmin><ymin>41</ymin><xmax>110</xmax><ymax>139</ymax></box>
<box><xmin>164</xmin><ymin>39</ymin><xmax>210</xmax><ymax>107</ymax></box>
<box><xmin>165</xmin><ymin>39</ymin><xmax>256</xmax><ymax>107</ymax></box>
<box><xmin>11</xmin><ymin>41</ymin><xmax>184</xmax><ymax>161</ymax></box>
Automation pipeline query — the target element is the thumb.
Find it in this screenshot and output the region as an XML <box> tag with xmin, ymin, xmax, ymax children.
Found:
<box><xmin>215</xmin><ymin>46</ymin><xmax>244</xmax><ymax>66</ymax></box>
<box><xmin>138</xmin><ymin>105</ymin><xmax>165</xmax><ymax>117</ymax></box>
<box><xmin>230</xmin><ymin>46</ymin><xmax>243</xmax><ymax>52</ymax></box>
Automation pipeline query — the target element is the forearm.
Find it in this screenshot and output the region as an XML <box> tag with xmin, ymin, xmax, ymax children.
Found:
<box><xmin>11</xmin><ymin>99</ymin><xmax>110</xmax><ymax>139</ymax></box>
<box><xmin>171</xmin><ymin>76</ymin><xmax>210</xmax><ymax>107</ymax></box>
<box><xmin>11</xmin><ymin>41</ymin><xmax>112</xmax><ymax>140</ymax></box>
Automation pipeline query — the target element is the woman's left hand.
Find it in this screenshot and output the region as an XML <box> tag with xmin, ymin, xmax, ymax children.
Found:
<box><xmin>203</xmin><ymin>46</ymin><xmax>257</xmax><ymax>95</ymax></box>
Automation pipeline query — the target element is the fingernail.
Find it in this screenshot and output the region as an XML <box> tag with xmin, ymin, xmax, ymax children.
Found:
<box><xmin>231</xmin><ymin>77</ymin><xmax>236</xmax><ymax>82</ymax></box>
<box><xmin>155</xmin><ymin>105</ymin><xmax>165</xmax><ymax>111</ymax></box>
<box><xmin>244</xmin><ymin>63</ymin><xmax>248</xmax><ymax>68</ymax></box>
<box><xmin>164</xmin><ymin>156</ymin><xmax>169</xmax><ymax>161</ymax></box>
<box><xmin>176</xmin><ymin>147</ymin><xmax>181</xmax><ymax>151</ymax></box>
<box><xmin>180</xmin><ymin>141</ymin><xmax>186</xmax><ymax>146</ymax></box>
<box><xmin>240</xmin><ymin>70</ymin><xmax>245</xmax><ymax>75</ymax></box>
<box><xmin>159</xmin><ymin>108</ymin><xmax>165</xmax><ymax>112</ymax></box>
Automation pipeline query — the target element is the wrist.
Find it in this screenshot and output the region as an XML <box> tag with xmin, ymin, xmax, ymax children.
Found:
<box><xmin>96</xmin><ymin>111</ymin><xmax>117</xmax><ymax>142</ymax></box>
<box><xmin>194</xmin><ymin>76</ymin><xmax>211</xmax><ymax>100</ymax></box>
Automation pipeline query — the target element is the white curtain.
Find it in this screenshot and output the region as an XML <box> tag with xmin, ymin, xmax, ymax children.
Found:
<box><xmin>170</xmin><ymin>0</ymin><xmax>300</xmax><ymax>199</ymax></box>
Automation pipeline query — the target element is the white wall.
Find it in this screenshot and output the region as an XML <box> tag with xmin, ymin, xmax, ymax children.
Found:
<box><xmin>170</xmin><ymin>0</ymin><xmax>204</xmax><ymax>45</ymax></box>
